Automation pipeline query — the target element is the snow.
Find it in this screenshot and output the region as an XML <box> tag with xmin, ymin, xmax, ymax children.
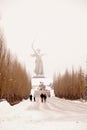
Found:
<box><xmin>0</xmin><ymin>96</ymin><xmax>87</xmax><ymax>130</ymax></box>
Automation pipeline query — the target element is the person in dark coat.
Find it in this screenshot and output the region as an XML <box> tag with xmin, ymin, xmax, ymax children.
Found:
<box><xmin>34</xmin><ymin>96</ymin><xmax>36</xmax><ymax>102</ymax></box>
<box><xmin>29</xmin><ymin>94</ymin><xmax>33</xmax><ymax>101</ymax></box>
<box><xmin>40</xmin><ymin>93</ymin><xmax>44</xmax><ymax>102</ymax></box>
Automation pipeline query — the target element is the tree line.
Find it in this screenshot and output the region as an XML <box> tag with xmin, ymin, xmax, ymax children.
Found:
<box><xmin>0</xmin><ymin>30</ymin><xmax>31</xmax><ymax>105</ymax></box>
<box><xmin>53</xmin><ymin>68</ymin><xmax>86</xmax><ymax>100</ymax></box>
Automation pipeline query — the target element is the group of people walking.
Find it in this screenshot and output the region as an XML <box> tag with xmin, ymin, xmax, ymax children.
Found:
<box><xmin>29</xmin><ymin>81</ymin><xmax>48</xmax><ymax>103</ymax></box>
<box><xmin>29</xmin><ymin>93</ymin><xmax>47</xmax><ymax>103</ymax></box>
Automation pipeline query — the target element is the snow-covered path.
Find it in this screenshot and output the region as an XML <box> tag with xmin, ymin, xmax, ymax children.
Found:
<box><xmin>0</xmin><ymin>97</ymin><xmax>87</xmax><ymax>130</ymax></box>
<box><xmin>48</xmin><ymin>97</ymin><xmax>87</xmax><ymax>121</ymax></box>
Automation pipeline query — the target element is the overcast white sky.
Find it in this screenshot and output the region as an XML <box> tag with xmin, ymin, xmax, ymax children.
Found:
<box><xmin>0</xmin><ymin>0</ymin><xmax>87</xmax><ymax>78</ymax></box>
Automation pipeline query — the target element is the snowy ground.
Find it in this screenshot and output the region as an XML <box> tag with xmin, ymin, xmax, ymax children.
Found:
<box><xmin>0</xmin><ymin>96</ymin><xmax>87</xmax><ymax>130</ymax></box>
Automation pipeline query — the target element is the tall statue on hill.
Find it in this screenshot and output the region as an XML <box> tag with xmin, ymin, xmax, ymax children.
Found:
<box><xmin>31</xmin><ymin>42</ymin><xmax>44</xmax><ymax>77</ymax></box>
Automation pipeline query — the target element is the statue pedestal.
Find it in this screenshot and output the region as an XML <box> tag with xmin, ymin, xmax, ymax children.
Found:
<box><xmin>32</xmin><ymin>75</ymin><xmax>45</xmax><ymax>78</ymax></box>
<box><xmin>32</xmin><ymin>75</ymin><xmax>52</xmax><ymax>88</ymax></box>
<box><xmin>31</xmin><ymin>76</ymin><xmax>54</xmax><ymax>97</ymax></box>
